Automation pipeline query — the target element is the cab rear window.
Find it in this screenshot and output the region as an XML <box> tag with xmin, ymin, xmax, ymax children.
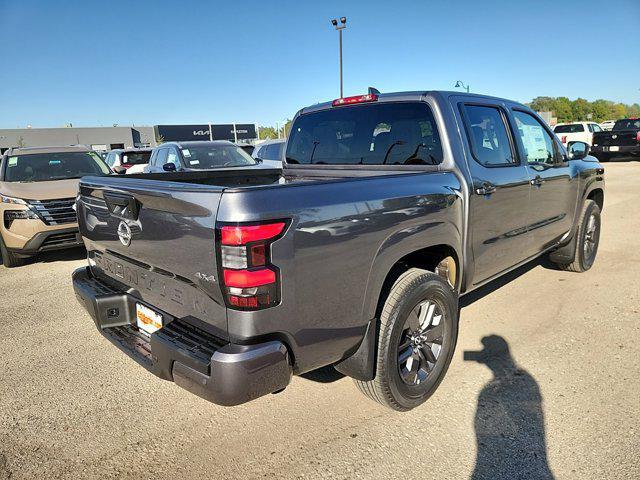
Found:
<box><xmin>613</xmin><ymin>119</ymin><xmax>640</xmax><ymax>130</ymax></box>
<box><xmin>286</xmin><ymin>102</ymin><xmax>443</xmax><ymax>165</ymax></box>
<box><xmin>122</xmin><ymin>152</ymin><xmax>151</xmax><ymax>165</ymax></box>
<box><xmin>553</xmin><ymin>124</ymin><xmax>584</xmax><ymax>133</ymax></box>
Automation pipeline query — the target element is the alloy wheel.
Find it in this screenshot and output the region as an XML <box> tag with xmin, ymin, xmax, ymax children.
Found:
<box><xmin>583</xmin><ymin>213</ymin><xmax>599</xmax><ymax>264</ymax></box>
<box><xmin>397</xmin><ymin>299</ymin><xmax>445</xmax><ymax>385</ymax></box>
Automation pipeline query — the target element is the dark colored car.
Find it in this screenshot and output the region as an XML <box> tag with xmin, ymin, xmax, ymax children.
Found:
<box><xmin>72</xmin><ymin>91</ymin><xmax>604</xmax><ymax>411</ymax></box>
<box><xmin>144</xmin><ymin>140</ymin><xmax>261</xmax><ymax>173</ymax></box>
<box><xmin>591</xmin><ymin>118</ymin><xmax>640</xmax><ymax>161</ymax></box>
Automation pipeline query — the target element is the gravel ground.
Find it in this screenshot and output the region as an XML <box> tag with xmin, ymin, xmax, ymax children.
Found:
<box><xmin>0</xmin><ymin>162</ymin><xmax>638</xmax><ymax>480</ymax></box>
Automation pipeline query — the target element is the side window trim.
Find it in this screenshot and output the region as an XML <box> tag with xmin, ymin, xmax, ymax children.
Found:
<box><xmin>458</xmin><ymin>102</ymin><xmax>521</xmax><ymax>168</ymax></box>
<box><xmin>156</xmin><ymin>148</ymin><xmax>169</xmax><ymax>166</ymax></box>
<box><xmin>171</xmin><ymin>147</ymin><xmax>183</xmax><ymax>169</ymax></box>
<box><xmin>511</xmin><ymin>108</ymin><xmax>563</xmax><ymax>166</ymax></box>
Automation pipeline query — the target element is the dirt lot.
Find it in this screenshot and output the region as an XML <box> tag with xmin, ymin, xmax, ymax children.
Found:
<box><xmin>0</xmin><ymin>162</ymin><xmax>638</xmax><ymax>480</ymax></box>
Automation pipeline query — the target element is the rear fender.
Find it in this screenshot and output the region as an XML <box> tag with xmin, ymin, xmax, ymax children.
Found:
<box><xmin>336</xmin><ymin>217</ymin><xmax>462</xmax><ymax>381</ymax></box>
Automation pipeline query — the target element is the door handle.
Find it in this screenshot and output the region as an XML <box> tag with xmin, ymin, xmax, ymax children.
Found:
<box><xmin>476</xmin><ymin>182</ymin><xmax>497</xmax><ymax>196</ymax></box>
<box><xmin>103</xmin><ymin>192</ymin><xmax>140</xmax><ymax>220</ymax></box>
<box><xmin>530</xmin><ymin>175</ymin><xmax>545</xmax><ymax>187</ymax></box>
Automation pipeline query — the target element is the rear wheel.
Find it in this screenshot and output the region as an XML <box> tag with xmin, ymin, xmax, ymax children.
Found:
<box><xmin>354</xmin><ymin>269</ymin><xmax>458</xmax><ymax>411</ymax></box>
<box><xmin>552</xmin><ymin>200</ymin><xmax>601</xmax><ymax>273</ymax></box>
<box><xmin>0</xmin><ymin>236</ymin><xmax>27</xmax><ymax>268</ymax></box>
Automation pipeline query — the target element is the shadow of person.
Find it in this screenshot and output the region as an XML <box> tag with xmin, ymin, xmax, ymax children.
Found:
<box><xmin>465</xmin><ymin>335</ymin><xmax>554</xmax><ymax>480</ymax></box>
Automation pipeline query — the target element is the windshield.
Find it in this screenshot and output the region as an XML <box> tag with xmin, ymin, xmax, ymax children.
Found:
<box><xmin>286</xmin><ymin>102</ymin><xmax>443</xmax><ymax>165</ymax></box>
<box><xmin>180</xmin><ymin>144</ymin><xmax>257</xmax><ymax>169</ymax></box>
<box><xmin>3</xmin><ymin>151</ymin><xmax>110</xmax><ymax>182</ymax></box>
<box><xmin>554</xmin><ymin>124</ymin><xmax>584</xmax><ymax>133</ymax></box>
<box><xmin>613</xmin><ymin>119</ymin><xmax>640</xmax><ymax>130</ymax></box>
<box><xmin>122</xmin><ymin>151</ymin><xmax>151</xmax><ymax>165</ymax></box>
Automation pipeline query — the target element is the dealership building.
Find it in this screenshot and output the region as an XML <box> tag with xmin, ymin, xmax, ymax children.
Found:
<box><xmin>0</xmin><ymin>123</ymin><xmax>258</xmax><ymax>155</ymax></box>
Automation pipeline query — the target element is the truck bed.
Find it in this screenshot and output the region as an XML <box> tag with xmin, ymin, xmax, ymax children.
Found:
<box><xmin>77</xmin><ymin>166</ymin><xmax>461</xmax><ymax>372</ymax></box>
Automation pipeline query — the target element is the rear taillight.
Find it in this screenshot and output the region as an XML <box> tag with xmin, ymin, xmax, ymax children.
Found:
<box><xmin>218</xmin><ymin>221</ymin><xmax>287</xmax><ymax>310</ymax></box>
<box><xmin>636</xmin><ymin>131</ymin><xmax>640</xmax><ymax>143</ymax></box>
<box><xmin>561</xmin><ymin>135</ymin><xmax>567</xmax><ymax>144</ymax></box>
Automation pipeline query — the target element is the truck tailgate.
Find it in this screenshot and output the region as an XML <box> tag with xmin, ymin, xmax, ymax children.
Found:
<box><xmin>593</xmin><ymin>131</ymin><xmax>637</xmax><ymax>146</ymax></box>
<box><xmin>77</xmin><ymin>176</ymin><xmax>228</xmax><ymax>339</ymax></box>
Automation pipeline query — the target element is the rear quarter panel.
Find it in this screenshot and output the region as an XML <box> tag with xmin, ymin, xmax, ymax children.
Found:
<box><xmin>219</xmin><ymin>172</ymin><xmax>463</xmax><ymax>373</ymax></box>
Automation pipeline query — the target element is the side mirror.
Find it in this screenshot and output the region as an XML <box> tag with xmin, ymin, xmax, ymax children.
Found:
<box><xmin>113</xmin><ymin>166</ymin><xmax>127</xmax><ymax>175</ymax></box>
<box><xmin>162</xmin><ymin>163</ymin><xmax>177</xmax><ymax>172</ymax></box>
<box><xmin>254</xmin><ymin>157</ymin><xmax>263</xmax><ymax>164</ymax></box>
<box><xmin>567</xmin><ymin>141</ymin><xmax>589</xmax><ymax>160</ymax></box>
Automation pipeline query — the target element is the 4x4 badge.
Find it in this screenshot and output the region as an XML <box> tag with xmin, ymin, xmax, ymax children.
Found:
<box><xmin>117</xmin><ymin>221</ymin><xmax>132</xmax><ymax>247</ymax></box>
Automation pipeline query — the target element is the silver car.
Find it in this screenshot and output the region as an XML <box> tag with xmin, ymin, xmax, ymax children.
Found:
<box><xmin>252</xmin><ymin>139</ymin><xmax>285</xmax><ymax>167</ymax></box>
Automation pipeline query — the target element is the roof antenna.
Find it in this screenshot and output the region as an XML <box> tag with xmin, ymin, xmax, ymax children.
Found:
<box><xmin>368</xmin><ymin>86</ymin><xmax>381</xmax><ymax>95</ymax></box>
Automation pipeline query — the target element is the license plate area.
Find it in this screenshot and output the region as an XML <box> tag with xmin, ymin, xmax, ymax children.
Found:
<box><xmin>136</xmin><ymin>303</ymin><xmax>163</xmax><ymax>335</ymax></box>
<box><xmin>609</xmin><ymin>146</ymin><xmax>619</xmax><ymax>152</ymax></box>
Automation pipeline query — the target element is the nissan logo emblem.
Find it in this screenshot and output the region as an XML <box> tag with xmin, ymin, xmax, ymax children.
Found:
<box><xmin>117</xmin><ymin>221</ymin><xmax>132</xmax><ymax>247</ymax></box>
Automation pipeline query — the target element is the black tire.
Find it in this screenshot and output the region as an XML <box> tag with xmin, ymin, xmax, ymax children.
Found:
<box><xmin>355</xmin><ymin>268</ymin><xmax>459</xmax><ymax>411</ymax></box>
<box><xmin>0</xmin><ymin>236</ymin><xmax>27</xmax><ymax>268</ymax></box>
<box><xmin>553</xmin><ymin>200</ymin><xmax>601</xmax><ymax>273</ymax></box>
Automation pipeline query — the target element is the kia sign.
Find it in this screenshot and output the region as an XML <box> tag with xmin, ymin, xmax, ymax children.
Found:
<box><xmin>155</xmin><ymin>124</ymin><xmax>257</xmax><ymax>142</ymax></box>
<box><xmin>211</xmin><ymin>124</ymin><xmax>257</xmax><ymax>141</ymax></box>
<box><xmin>155</xmin><ymin>124</ymin><xmax>210</xmax><ymax>142</ymax></box>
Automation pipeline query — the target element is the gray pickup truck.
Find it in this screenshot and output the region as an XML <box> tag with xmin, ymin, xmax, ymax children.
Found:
<box><xmin>72</xmin><ymin>91</ymin><xmax>605</xmax><ymax>411</ymax></box>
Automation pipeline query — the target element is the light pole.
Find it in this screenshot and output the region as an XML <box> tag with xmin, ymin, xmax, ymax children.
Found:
<box><xmin>454</xmin><ymin>80</ymin><xmax>470</xmax><ymax>93</ymax></box>
<box><xmin>276</xmin><ymin>119</ymin><xmax>288</xmax><ymax>139</ymax></box>
<box><xmin>331</xmin><ymin>17</ymin><xmax>347</xmax><ymax>98</ymax></box>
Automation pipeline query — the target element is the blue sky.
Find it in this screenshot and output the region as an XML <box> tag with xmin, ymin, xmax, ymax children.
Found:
<box><xmin>0</xmin><ymin>0</ymin><xmax>638</xmax><ymax>128</ymax></box>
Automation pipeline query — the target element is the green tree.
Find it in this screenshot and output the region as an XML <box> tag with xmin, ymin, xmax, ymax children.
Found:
<box><xmin>591</xmin><ymin>100</ymin><xmax>612</xmax><ymax>122</ymax></box>
<box><xmin>258</xmin><ymin>126</ymin><xmax>278</xmax><ymax>140</ymax></box>
<box><xmin>554</xmin><ymin>97</ymin><xmax>573</xmax><ymax>123</ymax></box>
<box><xmin>529</xmin><ymin>96</ymin><xmax>556</xmax><ymax>113</ymax></box>
<box><xmin>571</xmin><ymin>98</ymin><xmax>591</xmax><ymax>121</ymax></box>
<box><xmin>611</xmin><ymin>103</ymin><xmax>627</xmax><ymax>120</ymax></box>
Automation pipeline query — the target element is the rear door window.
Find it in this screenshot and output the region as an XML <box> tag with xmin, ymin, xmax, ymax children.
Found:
<box><xmin>286</xmin><ymin>102</ymin><xmax>443</xmax><ymax>165</ymax></box>
<box><xmin>264</xmin><ymin>143</ymin><xmax>283</xmax><ymax>160</ymax></box>
<box><xmin>462</xmin><ymin>105</ymin><xmax>516</xmax><ymax>167</ymax></box>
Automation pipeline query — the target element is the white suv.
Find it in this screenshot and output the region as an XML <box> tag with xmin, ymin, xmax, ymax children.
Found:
<box><xmin>553</xmin><ymin>122</ymin><xmax>602</xmax><ymax>147</ymax></box>
<box><xmin>600</xmin><ymin>120</ymin><xmax>616</xmax><ymax>131</ymax></box>
<box><xmin>104</xmin><ymin>148</ymin><xmax>152</xmax><ymax>174</ymax></box>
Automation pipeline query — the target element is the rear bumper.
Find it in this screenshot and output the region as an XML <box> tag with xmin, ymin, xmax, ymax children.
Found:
<box><xmin>590</xmin><ymin>145</ymin><xmax>640</xmax><ymax>156</ymax></box>
<box><xmin>72</xmin><ymin>267</ymin><xmax>292</xmax><ymax>406</ymax></box>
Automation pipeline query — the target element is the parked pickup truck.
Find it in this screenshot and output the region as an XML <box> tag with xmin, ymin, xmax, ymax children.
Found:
<box><xmin>591</xmin><ymin>118</ymin><xmax>640</xmax><ymax>161</ymax></box>
<box><xmin>72</xmin><ymin>91</ymin><xmax>605</xmax><ymax>411</ymax></box>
